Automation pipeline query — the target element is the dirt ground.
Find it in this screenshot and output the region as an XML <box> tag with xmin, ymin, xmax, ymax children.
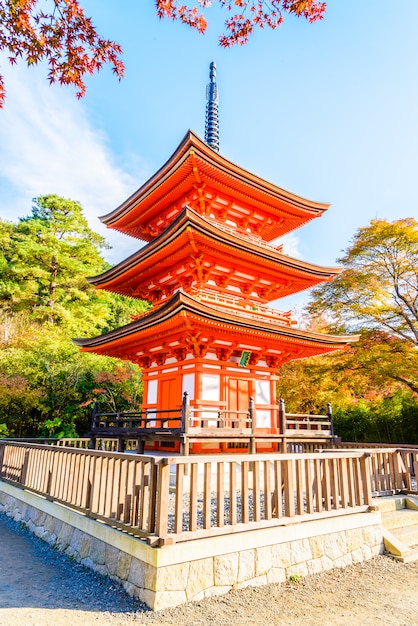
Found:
<box><xmin>1</xmin><ymin>513</ymin><xmax>418</xmax><ymax>626</ymax></box>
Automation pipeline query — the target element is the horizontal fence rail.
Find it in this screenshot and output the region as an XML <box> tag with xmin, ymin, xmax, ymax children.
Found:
<box><xmin>0</xmin><ymin>440</ymin><xmax>397</xmax><ymax>545</ymax></box>
<box><xmin>284</xmin><ymin>413</ymin><xmax>331</xmax><ymax>434</ymax></box>
<box><xmin>319</xmin><ymin>446</ymin><xmax>418</xmax><ymax>495</ymax></box>
<box><xmin>92</xmin><ymin>409</ymin><xmax>183</xmax><ymax>431</ymax></box>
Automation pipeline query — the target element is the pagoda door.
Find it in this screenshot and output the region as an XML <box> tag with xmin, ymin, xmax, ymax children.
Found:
<box><xmin>227</xmin><ymin>378</ymin><xmax>251</xmax><ymax>430</ymax></box>
<box><xmin>159</xmin><ymin>376</ymin><xmax>180</xmax><ymax>425</ymax></box>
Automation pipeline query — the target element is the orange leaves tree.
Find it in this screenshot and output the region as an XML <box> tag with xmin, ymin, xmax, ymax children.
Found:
<box><xmin>156</xmin><ymin>1</ymin><xmax>326</xmax><ymax>46</ymax></box>
<box><xmin>0</xmin><ymin>0</ymin><xmax>124</xmax><ymax>107</ymax></box>
<box><xmin>0</xmin><ymin>1</ymin><xmax>326</xmax><ymax>107</ymax></box>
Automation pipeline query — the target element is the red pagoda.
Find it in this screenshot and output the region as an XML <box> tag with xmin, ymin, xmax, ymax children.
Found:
<box><xmin>75</xmin><ymin>64</ymin><xmax>356</xmax><ymax>453</ymax></box>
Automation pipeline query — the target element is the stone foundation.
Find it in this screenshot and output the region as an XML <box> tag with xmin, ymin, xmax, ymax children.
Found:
<box><xmin>0</xmin><ymin>482</ymin><xmax>384</xmax><ymax>611</ymax></box>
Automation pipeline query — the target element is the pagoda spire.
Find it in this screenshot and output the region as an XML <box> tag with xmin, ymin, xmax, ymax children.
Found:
<box><xmin>204</xmin><ymin>61</ymin><xmax>219</xmax><ymax>152</ymax></box>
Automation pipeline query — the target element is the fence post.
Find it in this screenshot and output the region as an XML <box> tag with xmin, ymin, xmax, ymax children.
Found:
<box><xmin>248</xmin><ymin>396</ymin><xmax>255</xmax><ymax>432</ymax></box>
<box><xmin>279</xmin><ymin>398</ymin><xmax>286</xmax><ymax>431</ymax></box>
<box><xmin>279</xmin><ymin>398</ymin><xmax>287</xmax><ymax>453</ymax></box>
<box><xmin>180</xmin><ymin>392</ymin><xmax>190</xmax><ymax>459</ymax></box>
<box><xmin>283</xmin><ymin>458</ymin><xmax>295</xmax><ymax>517</ymax></box>
<box><xmin>360</xmin><ymin>453</ymin><xmax>372</xmax><ymax>505</ymax></box>
<box><xmin>397</xmin><ymin>449</ymin><xmax>411</xmax><ymax>491</ymax></box>
<box><xmin>181</xmin><ymin>392</ymin><xmax>190</xmax><ymax>434</ymax></box>
<box><xmin>248</xmin><ymin>396</ymin><xmax>256</xmax><ymax>454</ymax></box>
<box><xmin>155</xmin><ymin>458</ymin><xmax>170</xmax><ymax>542</ymax></box>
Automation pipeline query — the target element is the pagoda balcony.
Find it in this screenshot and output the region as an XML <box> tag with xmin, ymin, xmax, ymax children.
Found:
<box><xmin>214</xmin><ymin>222</ymin><xmax>283</xmax><ymax>253</ymax></box>
<box><xmin>87</xmin><ymin>395</ymin><xmax>336</xmax><ymax>455</ymax></box>
<box><xmin>130</xmin><ymin>290</ymin><xmax>296</xmax><ymax>326</ymax></box>
<box><xmin>193</xmin><ymin>289</ymin><xmax>296</xmax><ymax>327</ymax></box>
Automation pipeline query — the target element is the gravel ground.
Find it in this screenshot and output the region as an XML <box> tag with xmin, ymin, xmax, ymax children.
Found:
<box><xmin>1</xmin><ymin>511</ymin><xmax>418</xmax><ymax>626</ymax></box>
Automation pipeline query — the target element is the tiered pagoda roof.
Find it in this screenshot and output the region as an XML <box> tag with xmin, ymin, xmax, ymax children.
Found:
<box><xmin>88</xmin><ymin>206</ymin><xmax>341</xmax><ymax>305</ymax></box>
<box><xmin>74</xmin><ymin>290</ymin><xmax>356</xmax><ymax>367</ymax></box>
<box><xmin>100</xmin><ymin>131</ymin><xmax>330</xmax><ymax>242</ymax></box>
<box><xmin>76</xmin><ymin>65</ymin><xmax>358</xmax><ymax>454</ymax></box>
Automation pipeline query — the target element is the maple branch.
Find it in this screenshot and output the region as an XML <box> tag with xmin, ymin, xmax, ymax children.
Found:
<box><xmin>0</xmin><ymin>0</ymin><xmax>124</xmax><ymax>107</ymax></box>
<box><xmin>155</xmin><ymin>1</ymin><xmax>326</xmax><ymax>47</ymax></box>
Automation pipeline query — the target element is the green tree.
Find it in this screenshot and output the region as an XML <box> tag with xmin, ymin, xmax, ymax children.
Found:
<box><xmin>0</xmin><ymin>195</ymin><xmax>147</xmax><ymax>336</ymax></box>
<box><xmin>277</xmin><ymin>336</ymin><xmax>418</xmax><ymax>444</ymax></box>
<box><xmin>309</xmin><ymin>218</ymin><xmax>418</xmax><ymax>346</ymax></box>
<box><xmin>0</xmin><ymin>373</ymin><xmax>44</xmax><ymax>437</ymax></box>
<box><xmin>1</xmin><ymin>195</ymin><xmax>107</xmax><ymax>325</ymax></box>
<box><xmin>306</xmin><ymin>217</ymin><xmax>418</xmax><ymax>397</ymax></box>
<box><xmin>0</xmin><ymin>327</ymin><xmax>143</xmax><ymax>437</ymax></box>
<box><xmin>332</xmin><ymin>392</ymin><xmax>418</xmax><ymax>445</ymax></box>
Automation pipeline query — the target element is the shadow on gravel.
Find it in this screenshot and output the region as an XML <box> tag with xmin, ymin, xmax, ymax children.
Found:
<box><xmin>0</xmin><ymin>512</ymin><xmax>150</xmax><ymax>614</ymax></box>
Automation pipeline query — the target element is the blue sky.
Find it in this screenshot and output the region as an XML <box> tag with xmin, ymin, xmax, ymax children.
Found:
<box><xmin>0</xmin><ymin>1</ymin><xmax>417</xmax><ymax>312</ymax></box>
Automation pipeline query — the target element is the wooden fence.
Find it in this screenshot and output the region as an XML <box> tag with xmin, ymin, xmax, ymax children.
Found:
<box><xmin>0</xmin><ymin>441</ymin><xmax>158</xmax><ymax>540</ymax></box>
<box><xmin>0</xmin><ymin>440</ymin><xmax>398</xmax><ymax>546</ymax></box>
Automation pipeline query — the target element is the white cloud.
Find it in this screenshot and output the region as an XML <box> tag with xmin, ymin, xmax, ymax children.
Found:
<box><xmin>279</xmin><ymin>232</ymin><xmax>302</xmax><ymax>259</ymax></box>
<box><xmin>0</xmin><ymin>64</ymin><xmax>148</xmax><ymax>262</ymax></box>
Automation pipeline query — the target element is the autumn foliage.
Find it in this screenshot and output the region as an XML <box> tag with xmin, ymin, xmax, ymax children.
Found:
<box><xmin>0</xmin><ymin>196</ymin><xmax>146</xmax><ymax>437</ymax></box>
<box><xmin>0</xmin><ymin>1</ymin><xmax>326</xmax><ymax>107</ymax></box>
<box><xmin>277</xmin><ymin>218</ymin><xmax>418</xmax><ymax>444</ymax></box>
<box><xmin>155</xmin><ymin>1</ymin><xmax>326</xmax><ymax>46</ymax></box>
<box><xmin>0</xmin><ymin>0</ymin><xmax>124</xmax><ymax>107</ymax></box>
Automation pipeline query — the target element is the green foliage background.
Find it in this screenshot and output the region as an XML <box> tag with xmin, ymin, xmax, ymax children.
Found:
<box><xmin>0</xmin><ymin>196</ymin><xmax>146</xmax><ymax>438</ymax></box>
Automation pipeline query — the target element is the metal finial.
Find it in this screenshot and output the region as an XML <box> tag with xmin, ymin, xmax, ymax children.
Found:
<box><xmin>205</xmin><ymin>61</ymin><xmax>219</xmax><ymax>152</ymax></box>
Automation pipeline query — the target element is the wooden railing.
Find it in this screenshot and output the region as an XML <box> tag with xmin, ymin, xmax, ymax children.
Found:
<box><xmin>0</xmin><ymin>441</ymin><xmax>377</xmax><ymax>546</ymax></box>
<box><xmin>367</xmin><ymin>447</ymin><xmax>418</xmax><ymax>495</ymax></box>
<box><xmin>188</xmin><ymin>407</ymin><xmax>252</xmax><ymax>430</ymax></box>
<box><xmin>397</xmin><ymin>449</ymin><xmax>418</xmax><ymax>491</ymax></box>
<box><xmin>153</xmin><ymin>451</ymin><xmax>373</xmax><ymax>544</ymax></box>
<box><xmin>55</xmin><ymin>438</ymin><xmax>91</xmax><ymax>449</ymax></box>
<box><xmin>0</xmin><ymin>437</ymin><xmax>91</xmax><ymax>447</ymax></box>
<box><xmin>335</xmin><ymin>442</ymin><xmax>418</xmax><ymax>450</ymax></box>
<box><xmin>88</xmin><ymin>395</ymin><xmax>336</xmax><ymax>454</ymax></box>
<box><xmin>91</xmin><ymin>408</ymin><xmax>184</xmax><ymax>432</ymax></box>
<box><xmin>193</xmin><ymin>289</ymin><xmax>294</xmax><ymax>327</ymax></box>
<box><xmin>317</xmin><ymin>446</ymin><xmax>418</xmax><ymax>496</ymax></box>
<box><xmin>279</xmin><ymin>399</ymin><xmax>334</xmax><ymax>438</ymax></box>
<box><xmin>0</xmin><ymin>441</ymin><xmax>158</xmax><ymax>540</ymax></box>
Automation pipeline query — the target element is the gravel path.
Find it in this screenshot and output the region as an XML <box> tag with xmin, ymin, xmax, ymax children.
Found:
<box><xmin>1</xmin><ymin>511</ymin><xmax>417</xmax><ymax>626</ymax></box>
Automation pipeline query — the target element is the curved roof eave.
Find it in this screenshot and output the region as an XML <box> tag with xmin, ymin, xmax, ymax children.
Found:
<box><xmin>100</xmin><ymin>130</ymin><xmax>330</xmax><ymax>229</ymax></box>
<box><xmin>87</xmin><ymin>206</ymin><xmax>341</xmax><ymax>288</ymax></box>
<box><xmin>73</xmin><ymin>290</ymin><xmax>359</xmax><ymax>350</ymax></box>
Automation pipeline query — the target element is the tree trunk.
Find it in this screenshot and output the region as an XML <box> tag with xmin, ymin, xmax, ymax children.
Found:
<box><xmin>48</xmin><ymin>256</ymin><xmax>57</xmax><ymax>323</ymax></box>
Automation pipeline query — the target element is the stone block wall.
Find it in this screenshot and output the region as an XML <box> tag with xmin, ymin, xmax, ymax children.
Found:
<box><xmin>0</xmin><ymin>482</ymin><xmax>384</xmax><ymax>611</ymax></box>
